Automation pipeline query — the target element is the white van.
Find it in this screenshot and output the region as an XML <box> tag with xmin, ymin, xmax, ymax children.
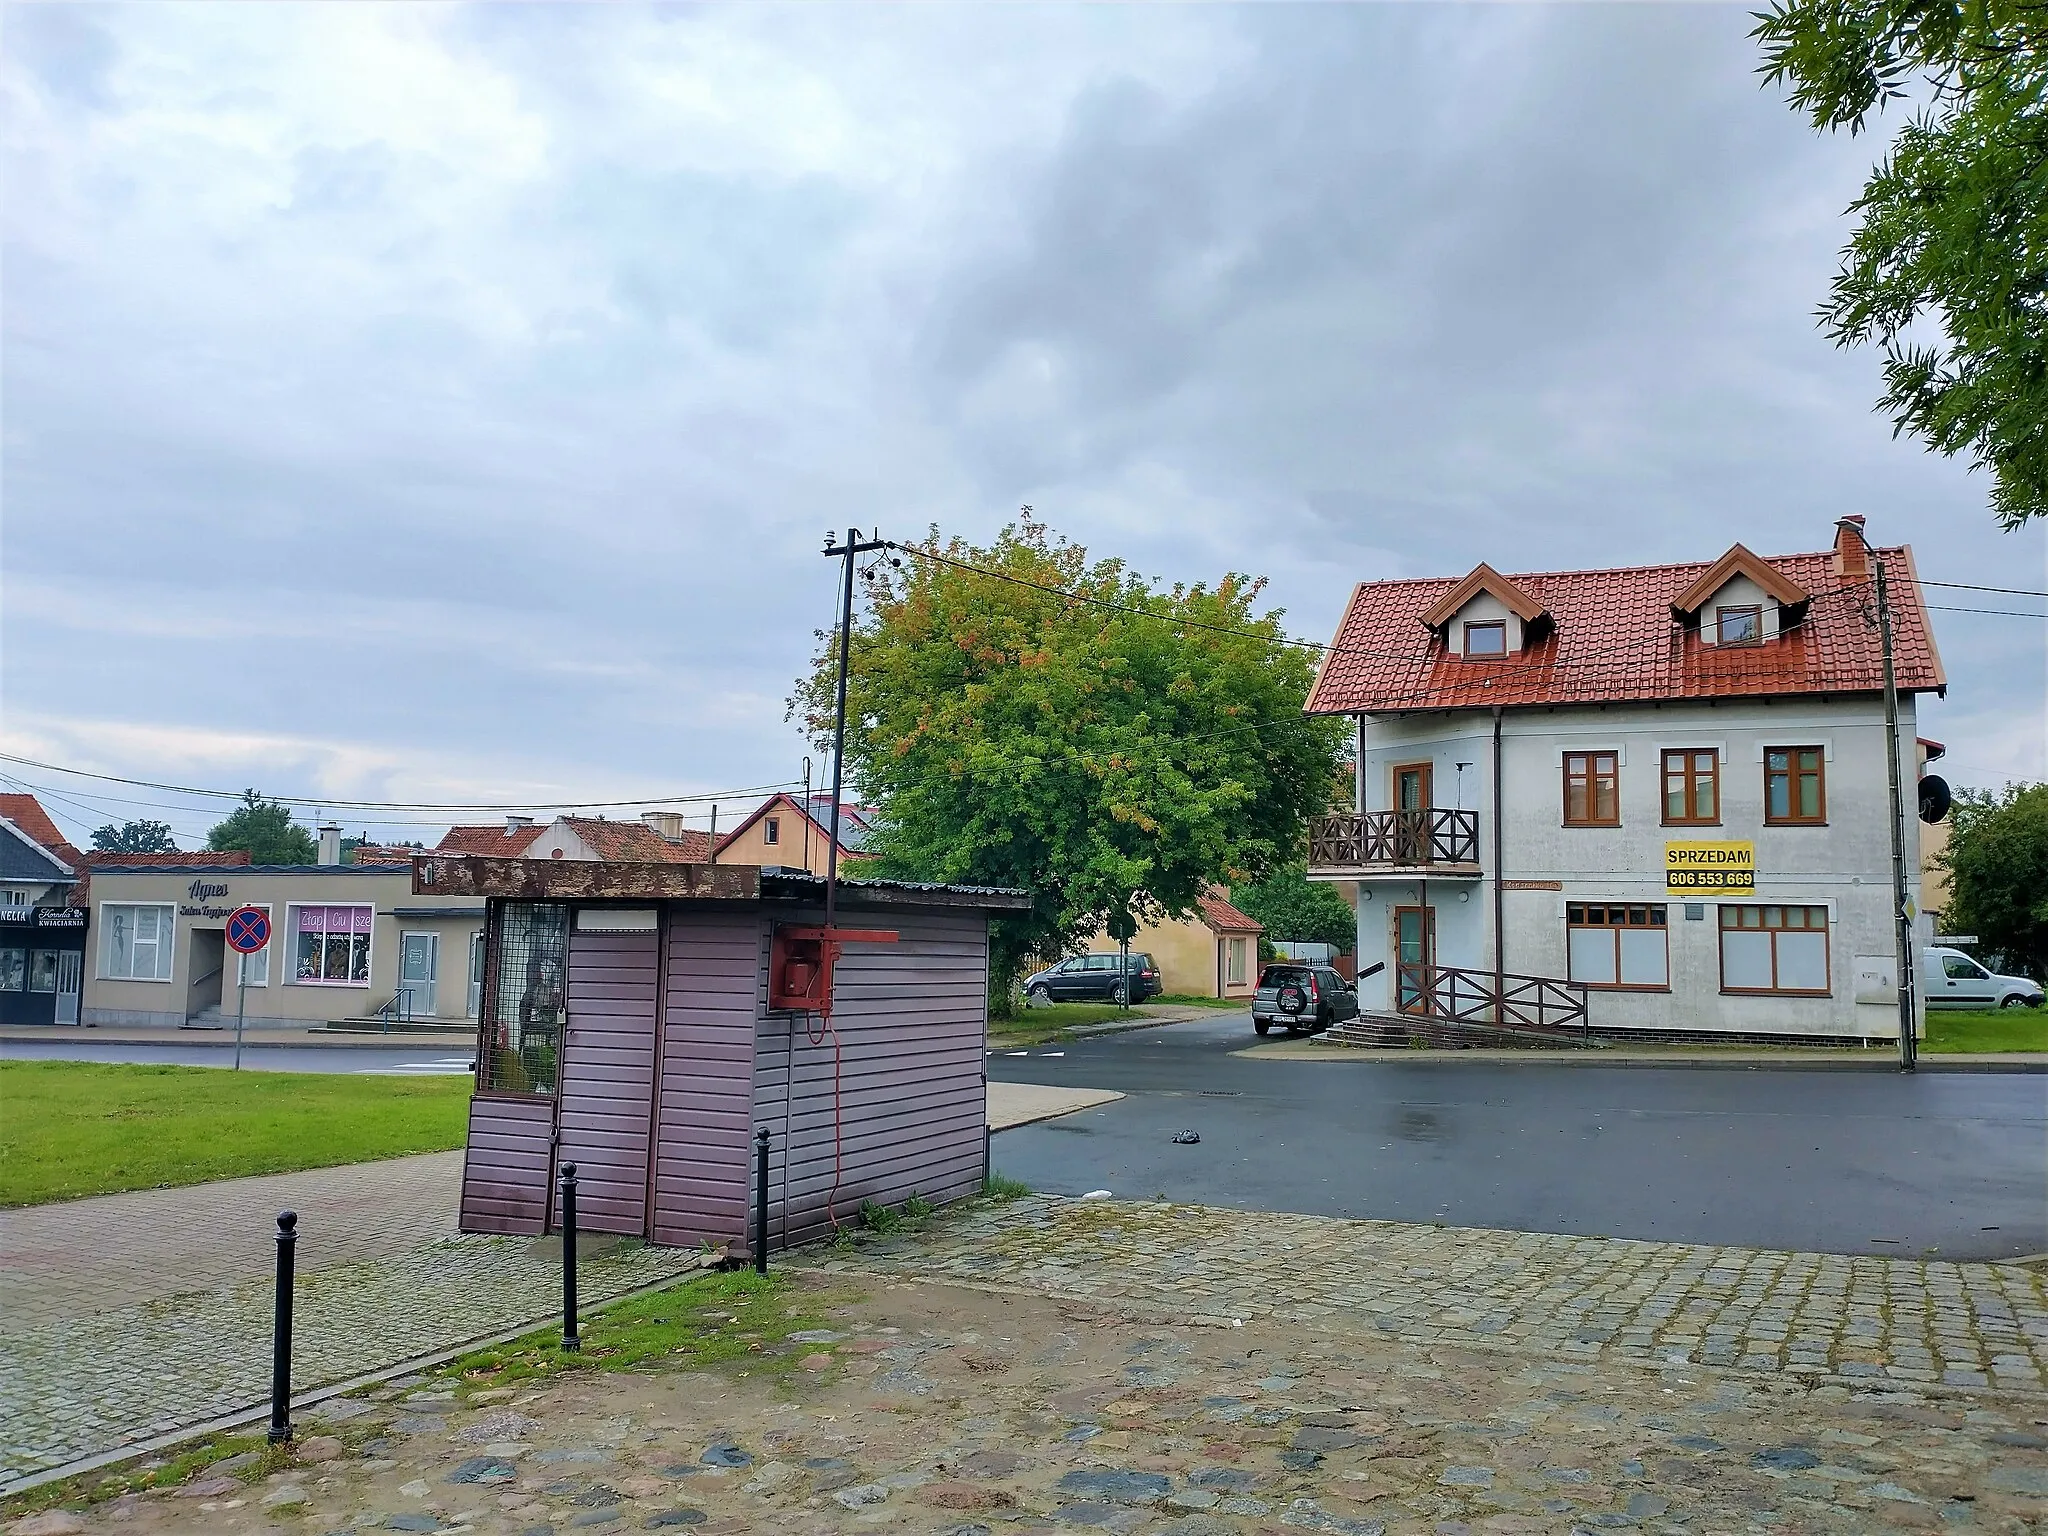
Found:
<box><xmin>1923</xmin><ymin>947</ymin><xmax>2045</xmax><ymax>1010</ymax></box>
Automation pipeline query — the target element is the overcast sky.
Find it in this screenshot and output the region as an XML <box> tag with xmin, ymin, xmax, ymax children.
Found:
<box><xmin>5</xmin><ymin>2</ymin><xmax>2043</xmax><ymax>848</ymax></box>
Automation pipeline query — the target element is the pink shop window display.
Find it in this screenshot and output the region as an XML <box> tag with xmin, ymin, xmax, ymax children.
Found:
<box><xmin>294</xmin><ymin>904</ymin><xmax>372</xmax><ymax>985</ymax></box>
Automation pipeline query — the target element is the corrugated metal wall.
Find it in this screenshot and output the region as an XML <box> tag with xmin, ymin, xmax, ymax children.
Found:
<box><xmin>648</xmin><ymin>912</ymin><xmax>758</xmax><ymax>1248</ymax></box>
<box><xmin>753</xmin><ymin>908</ymin><xmax>989</xmax><ymax>1252</ymax></box>
<box><xmin>555</xmin><ymin>929</ymin><xmax>659</xmax><ymax>1236</ymax></box>
<box><xmin>459</xmin><ymin>1095</ymin><xmax>554</xmax><ymax>1234</ymax></box>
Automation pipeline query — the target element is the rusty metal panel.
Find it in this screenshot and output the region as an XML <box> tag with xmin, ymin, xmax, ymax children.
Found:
<box><xmin>753</xmin><ymin>909</ymin><xmax>989</xmax><ymax>1253</ymax></box>
<box><xmin>459</xmin><ymin>1095</ymin><xmax>554</xmax><ymax>1235</ymax></box>
<box><xmin>649</xmin><ymin>910</ymin><xmax>760</xmax><ymax>1250</ymax></box>
<box><xmin>416</xmin><ymin>856</ymin><xmax>761</xmax><ymax>901</ymax></box>
<box><xmin>556</xmin><ymin>929</ymin><xmax>659</xmax><ymax>1236</ymax></box>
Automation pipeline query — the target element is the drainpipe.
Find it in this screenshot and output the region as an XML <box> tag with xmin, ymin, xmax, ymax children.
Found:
<box><xmin>1492</xmin><ymin>707</ymin><xmax>1505</xmax><ymax>1024</ymax></box>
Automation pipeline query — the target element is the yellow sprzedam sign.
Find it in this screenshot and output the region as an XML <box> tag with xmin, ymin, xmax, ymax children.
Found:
<box><xmin>1665</xmin><ymin>840</ymin><xmax>1755</xmax><ymax>894</ymax></box>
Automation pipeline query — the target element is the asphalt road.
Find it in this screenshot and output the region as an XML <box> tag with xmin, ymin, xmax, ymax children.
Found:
<box><xmin>988</xmin><ymin>1012</ymin><xmax>2048</xmax><ymax>1261</ymax></box>
<box><xmin>0</xmin><ymin>1039</ymin><xmax>473</xmax><ymax>1075</ymax></box>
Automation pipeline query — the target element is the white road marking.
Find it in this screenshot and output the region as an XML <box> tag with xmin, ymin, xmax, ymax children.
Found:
<box><xmin>352</xmin><ymin>1058</ymin><xmax>474</xmax><ymax>1076</ymax></box>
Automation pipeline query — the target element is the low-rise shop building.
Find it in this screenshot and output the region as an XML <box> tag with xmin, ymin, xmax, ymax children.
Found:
<box><xmin>82</xmin><ymin>864</ymin><xmax>486</xmax><ymax>1030</ymax></box>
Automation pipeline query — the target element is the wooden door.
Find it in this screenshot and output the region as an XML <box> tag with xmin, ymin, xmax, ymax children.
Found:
<box><xmin>1394</xmin><ymin>762</ymin><xmax>1433</xmax><ymax>812</ymax></box>
<box><xmin>1394</xmin><ymin>905</ymin><xmax>1435</xmax><ymax>1015</ymax></box>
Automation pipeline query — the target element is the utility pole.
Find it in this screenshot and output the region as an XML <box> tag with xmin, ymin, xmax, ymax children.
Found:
<box><xmin>1874</xmin><ymin>556</ymin><xmax>1917</xmax><ymax>1072</ymax></box>
<box><xmin>821</xmin><ymin>528</ymin><xmax>887</xmax><ymax>931</ymax></box>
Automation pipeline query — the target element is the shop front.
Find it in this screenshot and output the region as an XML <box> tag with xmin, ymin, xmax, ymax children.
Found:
<box><xmin>1</xmin><ymin>906</ymin><xmax>88</xmax><ymax>1026</ymax></box>
<box><xmin>83</xmin><ymin>865</ymin><xmax>484</xmax><ymax>1030</ymax></box>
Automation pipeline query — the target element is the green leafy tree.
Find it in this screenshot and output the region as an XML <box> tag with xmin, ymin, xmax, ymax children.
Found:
<box><xmin>89</xmin><ymin>819</ymin><xmax>180</xmax><ymax>854</ymax></box>
<box><xmin>791</xmin><ymin>518</ymin><xmax>1349</xmax><ymax>1015</ymax></box>
<box><xmin>205</xmin><ymin>790</ymin><xmax>317</xmax><ymax>865</ymax></box>
<box><xmin>1940</xmin><ymin>782</ymin><xmax>2048</xmax><ymax>979</ymax></box>
<box><xmin>1233</xmin><ymin>863</ymin><xmax>1358</xmax><ymax>954</ymax></box>
<box><xmin>1755</xmin><ymin>1</ymin><xmax>2048</xmax><ymax>528</ymax></box>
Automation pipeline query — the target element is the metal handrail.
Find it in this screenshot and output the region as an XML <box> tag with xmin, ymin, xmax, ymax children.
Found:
<box><xmin>1308</xmin><ymin>808</ymin><xmax>1481</xmax><ymax>869</ymax></box>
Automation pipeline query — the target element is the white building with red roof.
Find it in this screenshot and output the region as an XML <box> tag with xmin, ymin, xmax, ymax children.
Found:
<box><xmin>1303</xmin><ymin>517</ymin><xmax>1945</xmax><ymax>1042</ymax></box>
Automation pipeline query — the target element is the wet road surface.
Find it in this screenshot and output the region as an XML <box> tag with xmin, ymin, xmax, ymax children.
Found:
<box><xmin>987</xmin><ymin>1012</ymin><xmax>2048</xmax><ymax>1260</ymax></box>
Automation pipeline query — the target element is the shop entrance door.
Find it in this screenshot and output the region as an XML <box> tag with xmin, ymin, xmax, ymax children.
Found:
<box><xmin>54</xmin><ymin>951</ymin><xmax>80</xmax><ymax>1024</ymax></box>
<box><xmin>1394</xmin><ymin>905</ymin><xmax>1436</xmax><ymax>1015</ymax></box>
<box><xmin>398</xmin><ymin>932</ymin><xmax>439</xmax><ymax>1017</ymax></box>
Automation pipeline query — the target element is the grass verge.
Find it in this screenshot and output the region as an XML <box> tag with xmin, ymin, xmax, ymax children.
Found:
<box><xmin>1924</xmin><ymin>1007</ymin><xmax>2048</xmax><ymax>1054</ymax></box>
<box><xmin>1151</xmin><ymin>994</ymin><xmax>1247</xmax><ymax>1009</ymax></box>
<box><xmin>0</xmin><ymin>1060</ymin><xmax>471</xmax><ymax>1207</ymax></box>
<box><xmin>990</xmin><ymin>1000</ymin><xmax>1153</xmax><ymax>1046</ymax></box>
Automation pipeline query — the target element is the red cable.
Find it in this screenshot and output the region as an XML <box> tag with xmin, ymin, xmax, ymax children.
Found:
<box><xmin>803</xmin><ymin>1008</ymin><xmax>848</xmax><ymax>1233</ymax></box>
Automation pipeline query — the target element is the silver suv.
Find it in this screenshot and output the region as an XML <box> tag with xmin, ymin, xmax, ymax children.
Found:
<box><xmin>1252</xmin><ymin>963</ymin><xmax>1359</xmax><ymax>1036</ymax></box>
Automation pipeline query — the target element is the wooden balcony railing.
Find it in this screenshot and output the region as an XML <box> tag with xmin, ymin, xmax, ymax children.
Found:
<box><xmin>1393</xmin><ymin>964</ymin><xmax>1589</xmax><ymax>1037</ymax></box>
<box><xmin>1308</xmin><ymin>808</ymin><xmax>1480</xmax><ymax>871</ymax></box>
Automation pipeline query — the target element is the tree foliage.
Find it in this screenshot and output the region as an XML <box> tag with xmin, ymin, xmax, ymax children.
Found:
<box><xmin>1233</xmin><ymin>863</ymin><xmax>1358</xmax><ymax>953</ymax></box>
<box><xmin>1755</xmin><ymin>0</ymin><xmax>2048</xmax><ymax>528</ymax></box>
<box><xmin>790</xmin><ymin>519</ymin><xmax>1349</xmax><ymax>1010</ymax></box>
<box><xmin>1940</xmin><ymin>781</ymin><xmax>2048</xmax><ymax>979</ymax></box>
<box><xmin>205</xmin><ymin>791</ymin><xmax>317</xmax><ymax>865</ymax></box>
<box><xmin>89</xmin><ymin>819</ymin><xmax>180</xmax><ymax>854</ymax></box>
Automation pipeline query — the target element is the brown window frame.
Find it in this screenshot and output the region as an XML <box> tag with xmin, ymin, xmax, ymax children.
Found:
<box><xmin>1462</xmin><ymin>620</ymin><xmax>1507</xmax><ymax>658</ymax></box>
<box><xmin>1562</xmin><ymin>751</ymin><xmax>1620</xmax><ymax>828</ymax></box>
<box><xmin>764</xmin><ymin>816</ymin><xmax>780</xmax><ymax>846</ymax></box>
<box><xmin>1764</xmin><ymin>746</ymin><xmax>1827</xmax><ymax>826</ymax></box>
<box><xmin>1661</xmin><ymin>748</ymin><xmax>1720</xmax><ymax>826</ymax></box>
<box><xmin>1715</xmin><ymin>605</ymin><xmax>1763</xmax><ymax>646</ymax></box>
<box><xmin>1392</xmin><ymin>761</ymin><xmax>1434</xmax><ymax>813</ymax></box>
<box><xmin>1718</xmin><ymin>904</ymin><xmax>1832</xmax><ymax>996</ymax></box>
<box><xmin>1566</xmin><ymin>902</ymin><xmax>1670</xmax><ymax>992</ymax></box>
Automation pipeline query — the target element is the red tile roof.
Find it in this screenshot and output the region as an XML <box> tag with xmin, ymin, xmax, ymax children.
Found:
<box><xmin>559</xmin><ymin>817</ymin><xmax>713</xmax><ymax>862</ymax></box>
<box><xmin>1305</xmin><ymin>544</ymin><xmax>1944</xmax><ymax>715</ymax></box>
<box><xmin>436</xmin><ymin>823</ymin><xmax>548</xmax><ymax>858</ymax></box>
<box><xmin>1197</xmin><ymin>890</ymin><xmax>1264</xmax><ymax>934</ymax></box>
<box><xmin>0</xmin><ymin>794</ymin><xmax>75</xmax><ymax>860</ymax></box>
<box><xmin>84</xmin><ymin>850</ymin><xmax>251</xmax><ymax>867</ymax></box>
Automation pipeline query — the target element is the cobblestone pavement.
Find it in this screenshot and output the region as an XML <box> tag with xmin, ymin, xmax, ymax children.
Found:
<box><xmin>0</xmin><ymin>1153</ymin><xmax>704</xmax><ymax>1488</ymax></box>
<box><xmin>812</xmin><ymin>1197</ymin><xmax>2048</xmax><ymax>1398</ymax></box>
<box><xmin>39</xmin><ymin>1270</ymin><xmax>2048</xmax><ymax>1536</ymax></box>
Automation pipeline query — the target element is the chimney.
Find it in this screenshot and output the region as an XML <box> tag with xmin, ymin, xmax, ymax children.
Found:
<box><xmin>641</xmin><ymin>810</ymin><xmax>687</xmax><ymax>842</ymax></box>
<box><xmin>505</xmin><ymin>814</ymin><xmax>534</xmax><ymax>833</ymax></box>
<box><xmin>1834</xmin><ymin>515</ymin><xmax>1870</xmax><ymax>584</ymax></box>
<box><xmin>317</xmin><ymin>821</ymin><xmax>342</xmax><ymax>865</ymax></box>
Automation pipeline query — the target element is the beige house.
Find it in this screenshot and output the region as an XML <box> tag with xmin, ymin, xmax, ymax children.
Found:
<box><xmin>83</xmin><ymin>864</ymin><xmax>485</xmax><ymax>1030</ymax></box>
<box><xmin>1128</xmin><ymin>890</ymin><xmax>1266</xmax><ymax>1000</ymax></box>
<box><xmin>714</xmin><ymin>793</ymin><xmax>877</xmax><ymax>876</ymax></box>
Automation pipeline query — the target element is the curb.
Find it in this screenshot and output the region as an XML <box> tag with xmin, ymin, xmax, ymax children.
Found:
<box><xmin>1234</xmin><ymin>1042</ymin><xmax>2048</xmax><ymax>1072</ymax></box>
<box><xmin>0</xmin><ymin>1032</ymin><xmax>475</xmax><ymax>1052</ymax></box>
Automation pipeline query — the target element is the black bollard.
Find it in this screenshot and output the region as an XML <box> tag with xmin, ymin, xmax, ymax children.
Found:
<box><xmin>753</xmin><ymin>1127</ymin><xmax>771</xmax><ymax>1275</ymax></box>
<box><xmin>559</xmin><ymin>1162</ymin><xmax>581</xmax><ymax>1352</ymax></box>
<box><xmin>269</xmin><ymin>1210</ymin><xmax>297</xmax><ymax>1444</ymax></box>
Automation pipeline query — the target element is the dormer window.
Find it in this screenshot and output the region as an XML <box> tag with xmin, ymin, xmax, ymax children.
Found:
<box><xmin>1715</xmin><ymin>606</ymin><xmax>1762</xmax><ymax>646</ymax></box>
<box><xmin>1673</xmin><ymin>544</ymin><xmax>1809</xmax><ymax>649</ymax></box>
<box><xmin>1463</xmin><ymin>620</ymin><xmax>1507</xmax><ymax>657</ymax></box>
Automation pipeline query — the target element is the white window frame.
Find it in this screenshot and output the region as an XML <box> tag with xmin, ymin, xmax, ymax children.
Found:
<box><xmin>287</xmin><ymin>902</ymin><xmax>375</xmax><ymax>988</ymax></box>
<box><xmin>1226</xmin><ymin>936</ymin><xmax>1247</xmax><ymax>986</ymax></box>
<box><xmin>235</xmin><ymin>903</ymin><xmax>273</xmax><ymax>987</ymax></box>
<box><xmin>98</xmin><ymin>902</ymin><xmax>176</xmax><ymax>982</ymax></box>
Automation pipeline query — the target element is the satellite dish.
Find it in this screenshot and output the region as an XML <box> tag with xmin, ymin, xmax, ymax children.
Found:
<box><xmin>1918</xmin><ymin>774</ymin><xmax>1952</xmax><ymax>824</ymax></box>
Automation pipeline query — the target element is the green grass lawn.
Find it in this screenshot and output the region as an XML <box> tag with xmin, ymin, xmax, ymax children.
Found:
<box><xmin>1151</xmin><ymin>993</ymin><xmax>1248</xmax><ymax>1009</ymax></box>
<box><xmin>0</xmin><ymin>1060</ymin><xmax>472</xmax><ymax>1207</ymax></box>
<box><xmin>990</xmin><ymin>1000</ymin><xmax>1149</xmax><ymax>1046</ymax></box>
<box><xmin>1923</xmin><ymin>1007</ymin><xmax>2048</xmax><ymax>1054</ymax></box>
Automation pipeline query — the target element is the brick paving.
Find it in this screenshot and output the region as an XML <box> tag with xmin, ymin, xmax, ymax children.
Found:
<box><xmin>0</xmin><ymin>1156</ymin><xmax>704</xmax><ymax>1489</ymax></box>
<box><xmin>812</xmin><ymin>1196</ymin><xmax>2048</xmax><ymax>1398</ymax></box>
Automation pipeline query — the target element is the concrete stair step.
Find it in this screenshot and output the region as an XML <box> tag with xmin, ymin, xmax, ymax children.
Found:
<box><xmin>321</xmin><ymin>1018</ymin><xmax>471</xmax><ymax>1035</ymax></box>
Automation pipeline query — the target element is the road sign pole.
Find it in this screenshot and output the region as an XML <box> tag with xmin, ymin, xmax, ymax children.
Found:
<box><xmin>236</xmin><ymin>972</ymin><xmax>248</xmax><ymax>1072</ymax></box>
<box><xmin>224</xmin><ymin>906</ymin><xmax>271</xmax><ymax>1072</ymax></box>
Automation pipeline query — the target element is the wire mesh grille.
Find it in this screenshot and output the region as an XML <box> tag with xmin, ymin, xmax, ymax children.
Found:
<box><xmin>484</xmin><ymin>902</ymin><xmax>568</xmax><ymax>1094</ymax></box>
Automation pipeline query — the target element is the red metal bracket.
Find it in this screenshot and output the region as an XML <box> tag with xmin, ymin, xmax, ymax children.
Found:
<box><xmin>769</xmin><ymin>924</ymin><xmax>899</xmax><ymax>1017</ymax></box>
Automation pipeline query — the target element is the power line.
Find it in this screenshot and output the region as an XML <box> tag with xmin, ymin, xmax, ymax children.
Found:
<box><xmin>0</xmin><ymin>753</ymin><xmax>801</xmax><ymax>812</ymax></box>
<box><xmin>1923</xmin><ymin>604</ymin><xmax>2048</xmax><ymax>619</ymax></box>
<box><xmin>1916</xmin><ymin>578</ymin><xmax>2048</xmax><ymax>598</ymax></box>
